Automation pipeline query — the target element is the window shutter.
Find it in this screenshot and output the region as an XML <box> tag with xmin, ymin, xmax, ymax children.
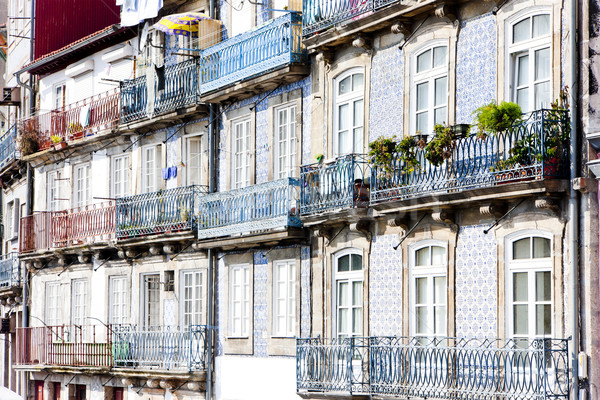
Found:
<box><xmin>12</xmin><ymin>198</ymin><xmax>19</xmax><ymax>237</ymax></box>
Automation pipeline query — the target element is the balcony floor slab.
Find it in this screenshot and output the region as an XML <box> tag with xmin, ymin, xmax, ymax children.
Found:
<box><xmin>196</xmin><ymin>228</ymin><xmax>308</xmax><ymax>250</ymax></box>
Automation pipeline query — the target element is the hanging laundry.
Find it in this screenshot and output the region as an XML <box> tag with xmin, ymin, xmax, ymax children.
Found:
<box><xmin>119</xmin><ymin>0</ymin><xmax>164</xmax><ymax>27</ymax></box>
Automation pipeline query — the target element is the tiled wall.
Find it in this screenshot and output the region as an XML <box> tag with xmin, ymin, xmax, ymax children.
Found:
<box><xmin>300</xmin><ymin>245</ymin><xmax>311</xmax><ymax>337</ymax></box>
<box><xmin>253</xmin><ymin>251</ymin><xmax>268</xmax><ymax>356</ymax></box>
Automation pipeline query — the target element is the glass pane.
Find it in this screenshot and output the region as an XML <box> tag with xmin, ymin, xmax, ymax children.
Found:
<box><xmin>536</xmin><ymin>304</ymin><xmax>552</xmax><ymax>335</ymax></box>
<box><xmin>535</xmin><ymin>48</ymin><xmax>551</xmax><ymax>79</ymax></box>
<box><xmin>352</xmin><ymin>73</ymin><xmax>364</xmax><ymax>91</ymax></box>
<box><xmin>353</xmin><ymin>127</ymin><xmax>363</xmax><ymax>154</ymax></box>
<box><xmin>517</xmin><ymin>55</ymin><xmax>529</xmax><ymax>86</ymax></box>
<box><xmin>416</xmin><ymin>277</ymin><xmax>427</xmax><ymax>304</ymax></box>
<box><xmin>533</xmin><ymin>14</ymin><xmax>550</xmax><ymax>37</ymax></box>
<box><xmin>513</xmin><ymin>238</ymin><xmax>530</xmax><ymax>259</ymax></box>
<box><xmin>339</xmin><ymin>76</ymin><xmax>351</xmax><ymax>95</ymax></box>
<box><xmin>338</xmin><ymin>282</ymin><xmax>349</xmax><ymax>306</ymax></box>
<box><xmin>352</xmin><ymin>281</ymin><xmax>362</xmax><ymax>306</ymax></box>
<box><xmin>513</xmin><ymin>304</ymin><xmax>529</xmax><ymax>335</ymax></box>
<box><xmin>416</xmin><ymin>112</ymin><xmax>428</xmax><ymax>134</ymax></box>
<box><xmin>516</xmin><ymin>88</ymin><xmax>529</xmax><ymax>112</ymax></box>
<box><xmin>338</xmin><ymin>130</ymin><xmax>350</xmax><ymax>155</ymax></box>
<box><xmin>351</xmin><ymin>254</ymin><xmax>362</xmax><ymax>271</ymax></box>
<box><xmin>513</xmin><ymin>272</ymin><xmax>528</xmax><ymax>302</ymax></box>
<box><xmin>416</xmin><ymin>248</ymin><xmax>430</xmax><ymax>266</ymax></box>
<box><xmin>416</xmin><ymin>82</ymin><xmax>429</xmax><ymax>111</ymax></box>
<box><xmin>434</xmin><ymin>77</ymin><xmax>447</xmax><ymax>106</ymax></box>
<box><xmin>533</xmin><ymin>237</ymin><xmax>551</xmax><ymax>258</ymax></box>
<box><xmin>435</xmin><ymin>306</ymin><xmax>446</xmax><ymax>334</ymax></box>
<box><xmin>434</xmin><ymin>277</ymin><xmax>446</xmax><ymax>303</ymax></box>
<box><xmin>416</xmin><ymin>49</ymin><xmax>431</xmax><ymax>73</ymax></box>
<box><xmin>353</xmin><ymin>99</ymin><xmax>364</xmax><ymax>127</ymax></box>
<box><xmin>416</xmin><ymin>306</ymin><xmax>428</xmax><ymax>334</ymax></box>
<box><xmin>536</xmin><ymin>271</ymin><xmax>551</xmax><ymax>301</ymax></box>
<box><xmin>338</xmin><ymin>255</ymin><xmax>349</xmax><ymax>272</ymax></box>
<box><xmin>338</xmin><ymin>104</ymin><xmax>349</xmax><ymax>131</ymax></box>
<box><xmin>338</xmin><ymin>309</ymin><xmax>349</xmax><ymax>333</ymax></box>
<box><xmin>434</xmin><ymin>107</ymin><xmax>447</xmax><ymax>125</ymax></box>
<box><xmin>431</xmin><ymin>246</ymin><xmax>445</xmax><ymax>265</ymax></box>
<box><xmin>535</xmin><ymin>81</ymin><xmax>551</xmax><ymax>109</ymax></box>
<box><xmin>433</xmin><ymin>46</ymin><xmax>447</xmax><ymax>68</ymax></box>
<box><xmin>352</xmin><ymin>308</ymin><xmax>362</xmax><ymax>335</ymax></box>
<box><xmin>513</xmin><ymin>18</ymin><xmax>530</xmax><ymax>43</ymax></box>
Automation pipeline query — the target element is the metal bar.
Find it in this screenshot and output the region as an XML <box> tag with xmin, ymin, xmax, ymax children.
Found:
<box><xmin>393</xmin><ymin>214</ymin><xmax>427</xmax><ymax>250</ymax></box>
<box><xmin>483</xmin><ymin>198</ymin><xmax>525</xmax><ymax>234</ymax></box>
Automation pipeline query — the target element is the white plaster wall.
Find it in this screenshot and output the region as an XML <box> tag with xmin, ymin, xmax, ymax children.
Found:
<box><xmin>215</xmin><ymin>356</ymin><xmax>301</xmax><ymax>400</ymax></box>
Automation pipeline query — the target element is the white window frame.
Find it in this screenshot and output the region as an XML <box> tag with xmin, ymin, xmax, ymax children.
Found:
<box><xmin>333</xmin><ymin>249</ymin><xmax>364</xmax><ymax>339</ymax></box>
<box><xmin>141</xmin><ymin>273</ymin><xmax>161</xmax><ymax>329</ymax></box>
<box><xmin>273</xmin><ymin>103</ymin><xmax>297</xmax><ymax>179</ymax></box>
<box><xmin>108</xmin><ymin>276</ymin><xmax>128</xmax><ymax>325</ymax></box>
<box><xmin>5</xmin><ymin>201</ymin><xmax>13</xmax><ymax>240</ymax></box>
<box><xmin>231</xmin><ymin>117</ymin><xmax>251</xmax><ymax>189</ymax></box>
<box><xmin>186</xmin><ymin>136</ymin><xmax>203</xmax><ymax>186</ymax></box>
<box><xmin>506</xmin><ymin>231</ymin><xmax>553</xmax><ymax>341</ymax></box>
<box><xmin>71</xmin><ymin>279</ymin><xmax>88</xmax><ymax>327</ymax></box>
<box><xmin>409</xmin><ymin>240</ymin><xmax>448</xmax><ymax>337</ymax></box>
<box><xmin>272</xmin><ymin>259</ymin><xmax>296</xmax><ymax>337</ymax></box>
<box><xmin>73</xmin><ymin>163</ymin><xmax>91</xmax><ymax>209</ymax></box>
<box><xmin>45</xmin><ymin>282</ymin><xmax>61</xmax><ymax>327</ymax></box>
<box><xmin>333</xmin><ymin>68</ymin><xmax>365</xmax><ymax>157</ymax></box>
<box><xmin>141</xmin><ymin>145</ymin><xmax>161</xmax><ymax>193</ymax></box>
<box><xmin>180</xmin><ymin>269</ymin><xmax>205</xmax><ymax>327</ymax></box>
<box><xmin>228</xmin><ymin>264</ymin><xmax>250</xmax><ymax>337</ymax></box>
<box><xmin>47</xmin><ymin>170</ymin><xmax>63</xmax><ymax>212</ymax></box>
<box><xmin>111</xmin><ymin>154</ymin><xmax>130</xmax><ymax>199</ymax></box>
<box><xmin>411</xmin><ymin>41</ymin><xmax>449</xmax><ymax>135</ymax></box>
<box><xmin>506</xmin><ymin>11</ymin><xmax>552</xmax><ymax>113</ymax></box>
<box><xmin>54</xmin><ymin>82</ymin><xmax>67</xmax><ymax>110</ymax></box>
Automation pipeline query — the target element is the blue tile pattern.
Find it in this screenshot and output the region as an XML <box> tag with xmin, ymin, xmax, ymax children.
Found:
<box><xmin>455</xmin><ymin>225</ymin><xmax>497</xmax><ymax>338</ymax></box>
<box><xmin>216</xmin><ymin>254</ymin><xmax>225</xmax><ymax>356</ymax></box>
<box><xmin>369</xmin><ymin>234</ymin><xmax>403</xmax><ymax>336</ymax></box>
<box><xmin>253</xmin><ymin>251</ymin><xmax>268</xmax><ymax>356</ymax></box>
<box><xmin>456</xmin><ymin>13</ymin><xmax>497</xmax><ymax>124</ymax></box>
<box><xmin>301</xmin><ymin>245</ymin><xmax>311</xmax><ymax>338</ymax></box>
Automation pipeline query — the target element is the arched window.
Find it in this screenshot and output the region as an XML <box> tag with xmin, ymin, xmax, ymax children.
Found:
<box><xmin>412</xmin><ymin>43</ymin><xmax>448</xmax><ymax>135</ymax></box>
<box><xmin>333</xmin><ymin>250</ymin><xmax>363</xmax><ymax>338</ymax></box>
<box><xmin>333</xmin><ymin>69</ymin><xmax>364</xmax><ymax>156</ymax></box>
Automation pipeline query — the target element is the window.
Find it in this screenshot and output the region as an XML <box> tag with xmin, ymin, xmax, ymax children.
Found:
<box><xmin>186</xmin><ymin>137</ymin><xmax>202</xmax><ymax>186</ymax></box>
<box><xmin>47</xmin><ymin>170</ymin><xmax>63</xmax><ymax>211</ymax></box>
<box><xmin>334</xmin><ymin>251</ymin><xmax>363</xmax><ymax>338</ymax></box>
<box><xmin>181</xmin><ymin>270</ymin><xmax>204</xmax><ymax>326</ymax></box>
<box><xmin>109</xmin><ymin>276</ymin><xmax>128</xmax><ymax>325</ymax></box>
<box><xmin>54</xmin><ymin>83</ymin><xmax>67</xmax><ymax>110</ymax></box>
<box><xmin>231</xmin><ymin>118</ymin><xmax>251</xmax><ymax>189</ymax></box>
<box><xmin>507</xmin><ymin>234</ymin><xmax>552</xmax><ymax>341</ymax></box>
<box><xmin>272</xmin><ymin>260</ymin><xmax>296</xmax><ymax>337</ymax></box>
<box><xmin>412</xmin><ymin>45</ymin><xmax>448</xmax><ymax>135</ymax></box>
<box><xmin>410</xmin><ymin>242</ymin><xmax>447</xmax><ymax>337</ymax></box>
<box><xmin>142</xmin><ymin>274</ymin><xmax>161</xmax><ymax>329</ymax></box>
<box><xmin>73</xmin><ymin>163</ymin><xmax>91</xmax><ymax>208</ymax></box>
<box><xmin>229</xmin><ymin>264</ymin><xmax>250</xmax><ymax>337</ymax></box>
<box><xmin>71</xmin><ymin>279</ymin><xmax>88</xmax><ymax>327</ymax></box>
<box><xmin>141</xmin><ymin>145</ymin><xmax>161</xmax><ymax>193</ymax></box>
<box><xmin>5</xmin><ymin>201</ymin><xmax>13</xmax><ymax>239</ymax></box>
<box><xmin>508</xmin><ymin>13</ymin><xmax>551</xmax><ymax>112</ymax></box>
<box><xmin>112</xmin><ymin>155</ymin><xmax>130</xmax><ymax>198</ymax></box>
<box><xmin>45</xmin><ymin>282</ymin><xmax>61</xmax><ymax>326</ymax></box>
<box><xmin>274</xmin><ymin>104</ymin><xmax>297</xmax><ymax>179</ymax></box>
<box><xmin>334</xmin><ymin>70</ymin><xmax>364</xmax><ymax>156</ymax></box>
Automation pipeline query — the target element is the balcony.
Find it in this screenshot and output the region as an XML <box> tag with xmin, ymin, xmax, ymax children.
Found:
<box><xmin>116</xmin><ymin>185</ymin><xmax>206</xmax><ymax>240</ymax></box>
<box><xmin>0</xmin><ymin>125</ymin><xmax>18</xmax><ymax>171</ymax></box>
<box><xmin>370</xmin><ymin>110</ymin><xmax>570</xmax><ymax>206</ymax></box>
<box><xmin>196</xmin><ymin>178</ymin><xmax>302</xmax><ymax>241</ymax></box>
<box><xmin>300</xmin><ymin>154</ymin><xmax>371</xmax><ymax>217</ymax></box>
<box><xmin>0</xmin><ymin>253</ymin><xmax>20</xmax><ymax>289</ymax></box>
<box><xmin>120</xmin><ymin>59</ymin><xmax>201</xmax><ymax>124</ymax></box>
<box><xmin>19</xmin><ymin>89</ymin><xmax>120</xmax><ymax>152</ymax></box>
<box><xmin>199</xmin><ymin>13</ymin><xmax>308</xmax><ymax>102</ymax></box>
<box><xmin>19</xmin><ymin>202</ymin><xmax>115</xmax><ymax>253</ymax></box>
<box><xmin>296</xmin><ymin>337</ymin><xmax>570</xmax><ymax>400</ymax></box>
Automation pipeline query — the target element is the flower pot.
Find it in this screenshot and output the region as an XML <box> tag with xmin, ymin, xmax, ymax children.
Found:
<box><xmin>54</xmin><ymin>142</ymin><xmax>67</xmax><ymax>150</ymax></box>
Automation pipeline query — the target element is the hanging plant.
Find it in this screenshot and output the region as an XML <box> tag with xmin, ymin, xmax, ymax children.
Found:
<box><xmin>17</xmin><ymin>121</ymin><xmax>40</xmax><ymax>156</ymax></box>
<box><xmin>473</xmin><ymin>101</ymin><xmax>522</xmax><ymax>139</ymax></box>
<box><xmin>396</xmin><ymin>135</ymin><xmax>425</xmax><ymax>173</ymax></box>
<box><xmin>368</xmin><ymin>135</ymin><xmax>397</xmax><ymax>172</ymax></box>
<box><xmin>424</xmin><ymin>124</ymin><xmax>456</xmax><ymax>166</ymax></box>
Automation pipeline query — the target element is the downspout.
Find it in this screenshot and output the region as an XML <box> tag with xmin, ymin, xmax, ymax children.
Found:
<box><xmin>569</xmin><ymin>0</ymin><xmax>579</xmax><ymax>397</ymax></box>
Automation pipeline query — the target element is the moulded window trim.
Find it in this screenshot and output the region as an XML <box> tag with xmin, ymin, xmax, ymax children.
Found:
<box><xmin>111</xmin><ymin>154</ymin><xmax>130</xmax><ymax>199</ymax></box>
<box><xmin>272</xmin><ymin>259</ymin><xmax>297</xmax><ymax>337</ymax></box>
<box><xmin>231</xmin><ymin>117</ymin><xmax>252</xmax><ymax>189</ymax></box>
<box><xmin>229</xmin><ymin>263</ymin><xmax>251</xmax><ymax>337</ymax></box>
<box><xmin>180</xmin><ymin>269</ymin><xmax>205</xmax><ymax>327</ymax></box>
<box><xmin>332</xmin><ymin>249</ymin><xmax>364</xmax><ymax>338</ymax></box>
<box><xmin>186</xmin><ymin>136</ymin><xmax>203</xmax><ymax>186</ymax></box>
<box><xmin>333</xmin><ymin>68</ymin><xmax>365</xmax><ymax>157</ymax></box>
<box><xmin>108</xmin><ymin>275</ymin><xmax>128</xmax><ymax>325</ymax></box>
<box><xmin>273</xmin><ymin>103</ymin><xmax>298</xmax><ymax>179</ymax></box>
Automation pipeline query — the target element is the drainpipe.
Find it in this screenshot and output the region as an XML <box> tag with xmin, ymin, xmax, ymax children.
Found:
<box><xmin>569</xmin><ymin>0</ymin><xmax>579</xmax><ymax>397</ymax></box>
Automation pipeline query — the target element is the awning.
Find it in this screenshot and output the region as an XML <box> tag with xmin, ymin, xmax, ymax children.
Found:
<box><xmin>153</xmin><ymin>12</ymin><xmax>220</xmax><ymax>38</ymax></box>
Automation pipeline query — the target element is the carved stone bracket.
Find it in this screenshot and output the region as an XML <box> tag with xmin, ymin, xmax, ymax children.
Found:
<box><xmin>391</xmin><ymin>21</ymin><xmax>411</xmax><ymax>36</ymax></box>
<box><xmin>352</xmin><ymin>36</ymin><xmax>371</xmax><ymax>52</ymax></box>
<box><xmin>479</xmin><ymin>203</ymin><xmax>507</xmax><ymax>219</ymax></box>
<box><xmin>163</xmin><ymin>244</ymin><xmax>176</xmax><ymax>254</ymax></box>
<box><xmin>314</xmin><ymin>228</ymin><xmax>333</xmax><ymax>242</ymax></box>
<box><xmin>78</xmin><ymin>254</ymin><xmax>90</xmax><ymax>264</ymax></box>
<box><xmin>149</xmin><ymin>245</ymin><xmax>161</xmax><ymax>256</ymax></box>
<box><xmin>349</xmin><ymin>220</ymin><xmax>371</xmax><ymax>238</ymax></box>
<box><xmin>435</xmin><ymin>4</ymin><xmax>458</xmax><ymax>25</ymax></box>
<box><xmin>316</xmin><ymin>51</ymin><xmax>334</xmax><ymax>66</ymax></box>
<box><xmin>432</xmin><ymin>210</ymin><xmax>455</xmax><ymax>224</ymax></box>
<box><xmin>535</xmin><ymin>197</ymin><xmax>561</xmax><ymax>213</ymax></box>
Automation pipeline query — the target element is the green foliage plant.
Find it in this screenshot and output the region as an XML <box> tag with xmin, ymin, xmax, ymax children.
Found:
<box><xmin>473</xmin><ymin>101</ymin><xmax>523</xmax><ymax>139</ymax></box>
<box><xmin>424</xmin><ymin>124</ymin><xmax>456</xmax><ymax>166</ymax></box>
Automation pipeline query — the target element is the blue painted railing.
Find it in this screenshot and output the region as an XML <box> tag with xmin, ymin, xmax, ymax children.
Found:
<box><xmin>200</xmin><ymin>13</ymin><xmax>307</xmax><ymax>94</ymax></box>
<box><xmin>116</xmin><ymin>185</ymin><xmax>207</xmax><ymax>239</ymax></box>
<box><xmin>197</xmin><ymin>178</ymin><xmax>302</xmax><ymax>239</ymax></box>
<box><xmin>297</xmin><ymin>337</ymin><xmax>570</xmax><ymax>400</ymax></box>
<box><xmin>370</xmin><ymin>109</ymin><xmax>570</xmax><ymax>204</ymax></box>
<box><xmin>113</xmin><ymin>325</ymin><xmax>210</xmax><ymax>371</ymax></box>
<box><xmin>300</xmin><ymin>154</ymin><xmax>371</xmax><ymax>215</ymax></box>
<box><xmin>303</xmin><ymin>0</ymin><xmax>399</xmax><ymax>36</ymax></box>
<box><xmin>0</xmin><ymin>125</ymin><xmax>18</xmax><ymax>170</ymax></box>
<box><xmin>154</xmin><ymin>58</ymin><xmax>199</xmax><ymax>114</ymax></box>
<box><xmin>0</xmin><ymin>252</ymin><xmax>20</xmax><ymax>288</ymax></box>
<box><xmin>120</xmin><ymin>75</ymin><xmax>147</xmax><ymax>123</ymax></box>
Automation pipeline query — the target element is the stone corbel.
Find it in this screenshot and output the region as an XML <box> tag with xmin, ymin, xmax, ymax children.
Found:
<box><xmin>77</xmin><ymin>254</ymin><xmax>90</xmax><ymax>264</ymax></box>
<box><xmin>160</xmin><ymin>380</ymin><xmax>174</xmax><ymax>390</ymax></box>
<box><xmin>352</xmin><ymin>36</ymin><xmax>371</xmax><ymax>52</ymax></box>
<box><xmin>163</xmin><ymin>244</ymin><xmax>176</xmax><ymax>254</ymax></box>
<box><xmin>349</xmin><ymin>220</ymin><xmax>371</xmax><ymax>239</ymax></box>
<box><xmin>121</xmin><ymin>378</ymin><xmax>136</xmax><ymax>387</ymax></box>
<box><xmin>118</xmin><ymin>248</ymin><xmax>138</xmax><ymax>259</ymax></box>
<box><xmin>479</xmin><ymin>203</ymin><xmax>507</xmax><ymax>219</ymax></box>
<box><xmin>316</xmin><ymin>50</ymin><xmax>334</xmax><ymax>72</ymax></box>
<box><xmin>573</xmin><ymin>177</ymin><xmax>598</xmax><ymax>193</ymax></box>
<box><xmin>435</xmin><ymin>4</ymin><xmax>458</xmax><ymax>26</ymax></box>
<box><xmin>391</xmin><ymin>21</ymin><xmax>411</xmax><ymax>36</ymax></box>
<box><xmin>387</xmin><ymin>216</ymin><xmax>408</xmax><ymax>235</ymax></box>
<box><xmin>187</xmin><ymin>382</ymin><xmax>201</xmax><ymax>391</ymax></box>
<box><xmin>314</xmin><ymin>228</ymin><xmax>333</xmax><ymax>242</ymax></box>
<box><xmin>149</xmin><ymin>245</ymin><xmax>161</xmax><ymax>256</ymax></box>
<box><xmin>147</xmin><ymin>379</ymin><xmax>160</xmax><ymax>389</ymax></box>
<box><xmin>535</xmin><ymin>197</ymin><xmax>561</xmax><ymax>213</ymax></box>
<box><xmin>432</xmin><ymin>210</ymin><xmax>454</xmax><ymax>224</ymax></box>
<box><xmin>56</xmin><ymin>255</ymin><xmax>67</xmax><ymax>267</ymax></box>
<box><xmin>33</xmin><ymin>260</ymin><xmax>43</xmax><ymax>270</ymax></box>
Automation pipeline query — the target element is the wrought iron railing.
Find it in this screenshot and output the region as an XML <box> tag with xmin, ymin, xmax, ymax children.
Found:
<box><xmin>0</xmin><ymin>125</ymin><xmax>18</xmax><ymax>170</ymax></box>
<box><xmin>303</xmin><ymin>0</ymin><xmax>399</xmax><ymax>36</ymax></box>
<box><xmin>121</xmin><ymin>75</ymin><xmax>147</xmax><ymax>123</ymax></box>
<box><xmin>300</xmin><ymin>154</ymin><xmax>371</xmax><ymax>215</ymax></box>
<box><xmin>0</xmin><ymin>252</ymin><xmax>20</xmax><ymax>288</ymax></box>
<box><xmin>19</xmin><ymin>212</ymin><xmax>53</xmax><ymax>253</ymax></box>
<box><xmin>18</xmin><ymin>89</ymin><xmax>120</xmax><ymax>151</ymax></box>
<box><xmin>297</xmin><ymin>336</ymin><xmax>570</xmax><ymax>400</ymax></box>
<box><xmin>113</xmin><ymin>325</ymin><xmax>210</xmax><ymax>371</ymax></box>
<box><xmin>197</xmin><ymin>178</ymin><xmax>302</xmax><ymax>239</ymax></box>
<box><xmin>370</xmin><ymin>109</ymin><xmax>570</xmax><ymax>204</ymax></box>
<box><xmin>200</xmin><ymin>12</ymin><xmax>307</xmax><ymax>94</ymax></box>
<box><xmin>116</xmin><ymin>185</ymin><xmax>207</xmax><ymax>239</ymax></box>
<box><xmin>51</xmin><ymin>202</ymin><xmax>115</xmax><ymax>247</ymax></box>
<box><xmin>16</xmin><ymin>325</ymin><xmax>113</xmax><ymax>368</ymax></box>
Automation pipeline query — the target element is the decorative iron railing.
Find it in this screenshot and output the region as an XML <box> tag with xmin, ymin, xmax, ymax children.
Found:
<box><xmin>18</xmin><ymin>89</ymin><xmax>120</xmax><ymax>151</ymax></box>
<box><xmin>113</xmin><ymin>325</ymin><xmax>210</xmax><ymax>371</ymax></box>
<box><xmin>121</xmin><ymin>75</ymin><xmax>147</xmax><ymax>123</ymax></box>
<box><xmin>154</xmin><ymin>58</ymin><xmax>199</xmax><ymax>114</ymax></box>
<box><xmin>0</xmin><ymin>125</ymin><xmax>18</xmax><ymax>170</ymax></box>
<box><xmin>16</xmin><ymin>325</ymin><xmax>113</xmax><ymax>368</ymax></box>
<box><xmin>370</xmin><ymin>110</ymin><xmax>570</xmax><ymax>204</ymax></box>
<box><xmin>0</xmin><ymin>252</ymin><xmax>20</xmax><ymax>288</ymax></box>
<box><xmin>51</xmin><ymin>202</ymin><xmax>115</xmax><ymax>247</ymax></box>
<box><xmin>19</xmin><ymin>212</ymin><xmax>53</xmax><ymax>253</ymax></box>
<box><xmin>302</xmin><ymin>0</ymin><xmax>399</xmax><ymax>36</ymax></box>
<box><xmin>200</xmin><ymin>12</ymin><xmax>307</xmax><ymax>94</ymax></box>
<box><xmin>197</xmin><ymin>178</ymin><xmax>302</xmax><ymax>239</ymax></box>
<box><xmin>116</xmin><ymin>185</ymin><xmax>207</xmax><ymax>239</ymax></box>
<box><xmin>297</xmin><ymin>337</ymin><xmax>570</xmax><ymax>400</ymax></box>
<box><xmin>300</xmin><ymin>154</ymin><xmax>371</xmax><ymax>215</ymax></box>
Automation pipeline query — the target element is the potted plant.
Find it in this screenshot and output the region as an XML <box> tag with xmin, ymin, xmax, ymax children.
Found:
<box><xmin>68</xmin><ymin>122</ymin><xmax>84</xmax><ymax>139</ymax></box>
<box><xmin>51</xmin><ymin>135</ymin><xmax>67</xmax><ymax>150</ymax></box>
<box><xmin>424</xmin><ymin>124</ymin><xmax>457</xmax><ymax>166</ymax></box>
<box><xmin>472</xmin><ymin>101</ymin><xmax>522</xmax><ymax>139</ymax></box>
<box><xmin>543</xmin><ymin>87</ymin><xmax>570</xmax><ymax>176</ymax></box>
<box><xmin>396</xmin><ymin>135</ymin><xmax>425</xmax><ymax>173</ymax></box>
<box><xmin>17</xmin><ymin>120</ymin><xmax>40</xmax><ymax>156</ymax></box>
